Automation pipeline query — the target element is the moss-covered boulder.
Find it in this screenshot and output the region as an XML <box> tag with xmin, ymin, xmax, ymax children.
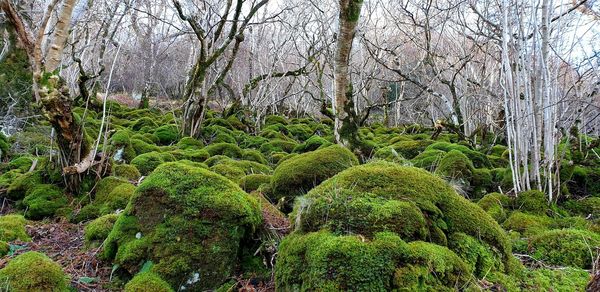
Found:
<box><xmin>22</xmin><ymin>184</ymin><xmax>68</xmax><ymax>220</ymax></box>
<box><xmin>390</xmin><ymin>139</ymin><xmax>434</xmax><ymax>159</ymax></box>
<box><xmin>269</xmin><ymin>145</ymin><xmax>358</xmax><ymax>208</ymax></box>
<box><xmin>239</xmin><ymin>174</ymin><xmax>271</xmax><ymax>192</ymax></box>
<box><xmin>515</xmin><ymin>190</ymin><xmax>548</xmax><ymax>215</ymax></box>
<box><xmin>502</xmin><ymin>211</ymin><xmax>551</xmax><ymax>237</ymax></box>
<box><xmin>124</xmin><ymin>272</ymin><xmax>174</xmax><ymax>292</ymax></box>
<box><xmin>113</xmin><ymin>164</ymin><xmax>141</xmax><ymax>181</ymax></box>
<box><xmin>6</xmin><ymin>171</ymin><xmax>43</xmax><ymax>200</ymax></box>
<box><xmin>292</xmin><ymin>135</ymin><xmax>332</xmax><ymax>153</ymax></box>
<box><xmin>292</xmin><ymin>161</ymin><xmax>513</xmax><ymax>269</ymax></box>
<box><xmin>477</xmin><ymin>193</ymin><xmax>512</xmax><ymax>223</ymax></box>
<box><xmin>84</xmin><ymin>214</ymin><xmax>119</xmax><ymax>247</ymax></box>
<box><xmin>434</xmin><ymin>150</ymin><xmax>474</xmax><ymax>183</ymax></box>
<box><xmin>153</xmin><ymin>125</ymin><xmax>179</xmax><ymax>145</ymax></box>
<box><xmin>0</xmin><ymin>215</ymin><xmax>30</xmax><ymax>242</ymax></box>
<box><xmin>103</xmin><ymin>162</ymin><xmax>261</xmax><ymax>290</ymax></box>
<box><xmin>131</xmin><ymin>152</ymin><xmax>176</xmax><ymax>176</ymax></box>
<box><xmin>0</xmin><ymin>251</ymin><xmax>69</xmax><ymax>291</ymax></box>
<box><xmin>529</xmin><ymin>229</ymin><xmax>600</xmax><ymax>268</ymax></box>
<box><xmin>204</xmin><ymin>142</ymin><xmax>243</xmax><ymax>159</ymax></box>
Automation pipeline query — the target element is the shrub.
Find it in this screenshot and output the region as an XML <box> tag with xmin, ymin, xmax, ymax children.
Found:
<box><xmin>84</xmin><ymin>214</ymin><xmax>119</xmax><ymax>247</ymax></box>
<box><xmin>270</xmin><ymin>145</ymin><xmax>358</xmax><ymax>209</ymax></box>
<box><xmin>22</xmin><ymin>184</ymin><xmax>68</xmax><ymax>220</ymax></box>
<box><xmin>124</xmin><ymin>272</ymin><xmax>173</xmax><ymax>292</ymax></box>
<box><xmin>0</xmin><ymin>251</ymin><xmax>69</xmax><ymax>291</ymax></box>
<box><xmin>103</xmin><ymin>162</ymin><xmax>261</xmax><ymax>290</ymax></box>
<box><xmin>529</xmin><ymin>229</ymin><xmax>600</xmax><ymax>269</ymax></box>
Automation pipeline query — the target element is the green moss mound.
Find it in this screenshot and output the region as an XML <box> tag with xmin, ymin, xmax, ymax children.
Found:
<box><xmin>529</xmin><ymin>228</ymin><xmax>600</xmax><ymax>268</ymax></box>
<box><xmin>0</xmin><ymin>251</ymin><xmax>69</xmax><ymax>291</ymax></box>
<box><xmin>434</xmin><ymin>150</ymin><xmax>474</xmax><ymax>183</ymax></box>
<box><xmin>22</xmin><ymin>184</ymin><xmax>68</xmax><ymax>220</ymax></box>
<box><xmin>502</xmin><ymin>211</ymin><xmax>551</xmax><ymax>237</ymax></box>
<box><xmin>204</xmin><ymin>142</ymin><xmax>243</xmax><ymax>159</ymax></box>
<box><xmin>477</xmin><ymin>193</ymin><xmax>512</xmax><ymax>223</ymax></box>
<box><xmin>239</xmin><ymin>174</ymin><xmax>271</xmax><ymax>192</ymax></box>
<box><xmin>84</xmin><ymin>214</ymin><xmax>119</xmax><ymax>247</ymax></box>
<box><xmin>124</xmin><ymin>272</ymin><xmax>174</xmax><ymax>292</ymax></box>
<box><xmin>269</xmin><ymin>145</ymin><xmax>358</xmax><ymax>207</ymax></box>
<box><xmin>515</xmin><ymin>190</ymin><xmax>548</xmax><ymax>215</ymax></box>
<box><xmin>6</xmin><ymin>171</ymin><xmax>43</xmax><ymax>200</ymax></box>
<box><xmin>176</xmin><ymin>137</ymin><xmax>203</xmax><ymax>150</ymax></box>
<box><xmin>103</xmin><ymin>162</ymin><xmax>261</xmax><ymax>290</ymax></box>
<box><xmin>276</xmin><ymin>231</ymin><xmax>406</xmax><ymax>291</ymax></box>
<box><xmin>292</xmin><ymin>161</ymin><xmax>512</xmax><ymax>268</ymax></box>
<box><xmin>131</xmin><ymin>152</ymin><xmax>176</xmax><ymax>176</ymax></box>
<box><xmin>153</xmin><ymin>125</ymin><xmax>179</xmax><ymax>145</ymax></box>
<box><xmin>0</xmin><ymin>215</ymin><xmax>30</xmax><ymax>242</ymax></box>
<box><xmin>114</xmin><ymin>164</ymin><xmax>141</xmax><ymax>181</ymax></box>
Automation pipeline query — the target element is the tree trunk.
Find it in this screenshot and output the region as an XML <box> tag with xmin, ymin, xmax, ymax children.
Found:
<box><xmin>334</xmin><ymin>0</ymin><xmax>363</xmax><ymax>147</ymax></box>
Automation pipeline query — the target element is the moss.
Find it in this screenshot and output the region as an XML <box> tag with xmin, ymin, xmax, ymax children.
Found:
<box><xmin>395</xmin><ymin>241</ymin><xmax>471</xmax><ymax>290</ymax></box>
<box><xmin>6</xmin><ymin>170</ymin><xmax>43</xmax><ymax>200</ymax></box>
<box><xmin>153</xmin><ymin>125</ymin><xmax>179</xmax><ymax>145</ymax></box>
<box><xmin>22</xmin><ymin>184</ymin><xmax>68</xmax><ymax>220</ymax></box>
<box><xmin>502</xmin><ymin>211</ymin><xmax>551</xmax><ymax>236</ymax></box>
<box><xmin>0</xmin><ymin>241</ymin><xmax>9</xmax><ymax>257</ymax></box>
<box><xmin>0</xmin><ymin>170</ymin><xmax>22</xmax><ymax>190</ymax></box>
<box><xmin>7</xmin><ymin>156</ymin><xmax>34</xmax><ymax>172</ymax></box>
<box><xmin>470</xmin><ymin>168</ymin><xmax>493</xmax><ymax>199</ymax></box>
<box><xmin>292</xmin><ymin>161</ymin><xmax>513</xmax><ymax>269</ymax></box>
<box><xmin>124</xmin><ymin>272</ymin><xmax>174</xmax><ymax>292</ymax></box>
<box><xmin>264</xmin><ymin>115</ymin><xmax>288</xmax><ymax>126</ymax></box>
<box><xmin>210</xmin><ymin>163</ymin><xmax>246</xmax><ymax>183</ymax></box>
<box><xmin>270</xmin><ymin>145</ymin><xmax>358</xmax><ymax>208</ymax></box>
<box><xmin>176</xmin><ymin>137</ymin><xmax>203</xmax><ymax>150</ymax></box>
<box><xmin>241</xmin><ymin>149</ymin><xmax>268</xmax><ymax>164</ymax></box>
<box><xmin>391</xmin><ymin>139</ymin><xmax>434</xmax><ymax>159</ymax></box>
<box><xmin>130</xmin><ymin>117</ymin><xmax>158</xmax><ymax>131</ymax></box>
<box><xmin>84</xmin><ymin>214</ymin><xmax>119</xmax><ymax>247</ymax></box>
<box><xmin>98</xmin><ymin>183</ymin><xmax>136</xmax><ymax>214</ymax></box>
<box><xmin>426</xmin><ymin>142</ymin><xmax>491</xmax><ymax>168</ymax></box>
<box><xmin>0</xmin><ymin>251</ymin><xmax>69</xmax><ymax>291</ymax></box>
<box><xmin>0</xmin><ymin>215</ymin><xmax>30</xmax><ymax>242</ymax></box>
<box><xmin>434</xmin><ymin>150</ymin><xmax>474</xmax><ymax>183</ymax></box>
<box><xmin>204</xmin><ymin>142</ymin><xmax>243</xmax><ymax>159</ymax></box>
<box><xmin>130</xmin><ymin>138</ymin><xmax>160</xmax><ymax>155</ymax></box>
<box><xmin>521</xmin><ymin>267</ymin><xmax>590</xmax><ymax>291</ymax></box>
<box><xmin>275</xmin><ymin>231</ymin><xmax>406</xmax><ymax>291</ymax></box>
<box><xmin>286</xmin><ymin>124</ymin><xmax>313</xmax><ymax>141</ymax></box>
<box><xmin>447</xmin><ymin>232</ymin><xmax>503</xmax><ymax>278</ymax></box>
<box><xmin>239</xmin><ymin>174</ymin><xmax>271</xmax><ymax>192</ymax></box>
<box><xmin>131</xmin><ymin>152</ymin><xmax>176</xmax><ymax>176</ymax></box>
<box><xmin>515</xmin><ymin>190</ymin><xmax>548</xmax><ymax>215</ymax></box>
<box><xmin>568</xmin><ymin>166</ymin><xmax>600</xmax><ymax>197</ymax></box>
<box><xmin>259</xmin><ymin>139</ymin><xmax>298</xmax><ymax>154</ymax></box>
<box><xmin>477</xmin><ymin>193</ymin><xmax>511</xmax><ymax>223</ymax></box>
<box><xmin>373</xmin><ymin>146</ymin><xmax>407</xmax><ymax>164</ymax></box>
<box><xmin>529</xmin><ymin>228</ymin><xmax>600</xmax><ymax>268</ymax></box>
<box><xmin>103</xmin><ymin>162</ymin><xmax>261</xmax><ymax>290</ymax></box>
<box><xmin>410</xmin><ymin>149</ymin><xmax>445</xmax><ymax>170</ymax></box>
<box><xmin>563</xmin><ymin>197</ymin><xmax>600</xmax><ymax>218</ymax></box>
<box><xmin>114</xmin><ymin>164</ymin><xmax>141</xmax><ymax>181</ymax></box>
<box><xmin>169</xmin><ymin>149</ymin><xmax>209</xmax><ymax>162</ymax></box>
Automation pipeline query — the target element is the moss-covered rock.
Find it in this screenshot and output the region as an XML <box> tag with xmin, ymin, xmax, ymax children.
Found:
<box><xmin>153</xmin><ymin>125</ymin><xmax>179</xmax><ymax>145</ymax></box>
<box><xmin>84</xmin><ymin>214</ymin><xmax>119</xmax><ymax>247</ymax></box>
<box><xmin>204</xmin><ymin>142</ymin><xmax>243</xmax><ymax>159</ymax></box>
<box><xmin>502</xmin><ymin>212</ymin><xmax>551</xmax><ymax>236</ymax></box>
<box><xmin>7</xmin><ymin>156</ymin><xmax>34</xmax><ymax>172</ymax></box>
<box><xmin>124</xmin><ymin>272</ymin><xmax>174</xmax><ymax>292</ymax></box>
<box><xmin>6</xmin><ymin>171</ymin><xmax>43</xmax><ymax>200</ymax></box>
<box><xmin>259</xmin><ymin>139</ymin><xmax>298</xmax><ymax>154</ymax></box>
<box><xmin>239</xmin><ymin>174</ymin><xmax>271</xmax><ymax>192</ymax></box>
<box><xmin>130</xmin><ymin>117</ymin><xmax>157</xmax><ymax>131</ymax></box>
<box><xmin>269</xmin><ymin>145</ymin><xmax>358</xmax><ymax>208</ymax></box>
<box><xmin>292</xmin><ymin>135</ymin><xmax>332</xmax><ymax>153</ymax></box>
<box><xmin>292</xmin><ymin>161</ymin><xmax>513</xmax><ymax>269</ymax></box>
<box><xmin>103</xmin><ymin>162</ymin><xmax>261</xmax><ymax>290</ymax></box>
<box><xmin>169</xmin><ymin>149</ymin><xmax>209</xmax><ymax>162</ymax></box>
<box><xmin>410</xmin><ymin>149</ymin><xmax>445</xmax><ymax>170</ymax></box>
<box><xmin>0</xmin><ymin>251</ymin><xmax>69</xmax><ymax>291</ymax></box>
<box><xmin>22</xmin><ymin>184</ymin><xmax>68</xmax><ymax>220</ymax></box>
<box><xmin>275</xmin><ymin>231</ymin><xmax>406</xmax><ymax>291</ymax></box>
<box><xmin>373</xmin><ymin>146</ymin><xmax>406</xmax><ymax>164</ymax></box>
<box><xmin>0</xmin><ymin>215</ymin><xmax>30</xmax><ymax>242</ymax></box>
<box><xmin>391</xmin><ymin>139</ymin><xmax>434</xmax><ymax>159</ymax></box>
<box><xmin>131</xmin><ymin>152</ymin><xmax>176</xmax><ymax>176</ymax></box>
<box><xmin>241</xmin><ymin>149</ymin><xmax>268</xmax><ymax>164</ymax></box>
<box><xmin>113</xmin><ymin>164</ymin><xmax>141</xmax><ymax>181</ymax></box>
<box><xmin>515</xmin><ymin>190</ymin><xmax>548</xmax><ymax>215</ymax></box>
<box><xmin>176</xmin><ymin>137</ymin><xmax>203</xmax><ymax>150</ymax></box>
<box><xmin>529</xmin><ymin>228</ymin><xmax>600</xmax><ymax>268</ymax></box>
<box><xmin>434</xmin><ymin>150</ymin><xmax>474</xmax><ymax>183</ymax></box>
<box><xmin>563</xmin><ymin>197</ymin><xmax>600</xmax><ymax>218</ymax></box>
<box><xmin>477</xmin><ymin>193</ymin><xmax>512</xmax><ymax>223</ymax></box>
<box><xmin>130</xmin><ymin>138</ymin><xmax>161</xmax><ymax>155</ymax></box>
